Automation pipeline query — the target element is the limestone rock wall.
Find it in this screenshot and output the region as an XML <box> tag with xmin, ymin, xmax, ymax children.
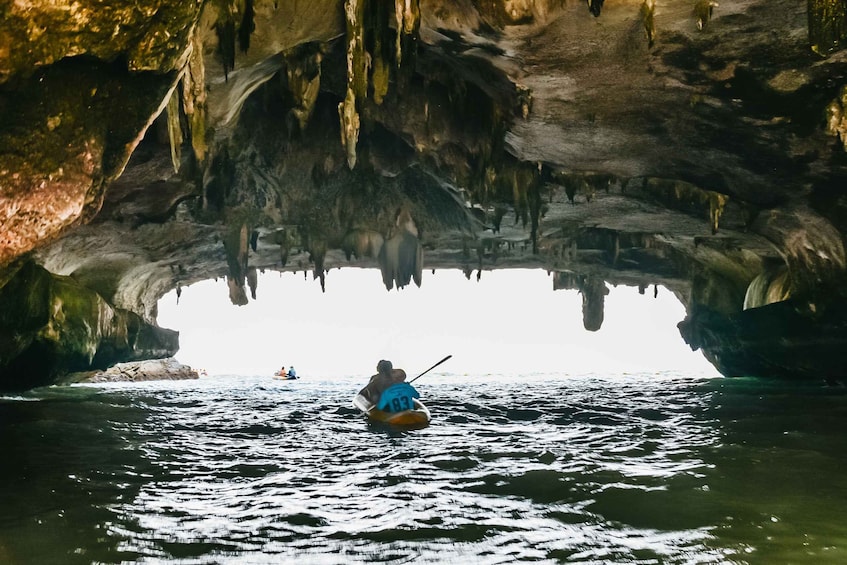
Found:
<box><xmin>0</xmin><ymin>260</ymin><xmax>178</xmax><ymax>390</ymax></box>
<box><xmin>0</xmin><ymin>0</ymin><xmax>203</xmax><ymax>266</ymax></box>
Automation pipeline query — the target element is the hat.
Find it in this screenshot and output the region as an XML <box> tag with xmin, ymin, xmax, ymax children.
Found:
<box><xmin>377</xmin><ymin>360</ymin><xmax>393</xmax><ymax>374</ymax></box>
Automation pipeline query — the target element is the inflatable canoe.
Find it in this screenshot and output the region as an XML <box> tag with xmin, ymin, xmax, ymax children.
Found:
<box><xmin>352</xmin><ymin>393</ymin><xmax>431</xmax><ymax>429</ymax></box>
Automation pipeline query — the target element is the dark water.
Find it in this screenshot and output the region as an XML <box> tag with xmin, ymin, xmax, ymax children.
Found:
<box><xmin>2</xmin><ymin>373</ymin><xmax>847</xmax><ymax>564</ymax></box>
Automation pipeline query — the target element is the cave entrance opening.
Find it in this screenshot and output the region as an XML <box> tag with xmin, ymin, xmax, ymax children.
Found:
<box><xmin>157</xmin><ymin>268</ymin><xmax>718</xmax><ymax>379</ymax></box>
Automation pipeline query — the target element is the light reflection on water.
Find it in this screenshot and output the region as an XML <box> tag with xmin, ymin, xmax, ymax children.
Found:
<box><xmin>1</xmin><ymin>373</ymin><xmax>847</xmax><ymax>563</ymax></box>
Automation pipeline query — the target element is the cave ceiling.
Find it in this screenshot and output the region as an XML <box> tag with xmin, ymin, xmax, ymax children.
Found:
<box><xmin>2</xmin><ymin>0</ymin><xmax>847</xmax><ymax>383</ymax></box>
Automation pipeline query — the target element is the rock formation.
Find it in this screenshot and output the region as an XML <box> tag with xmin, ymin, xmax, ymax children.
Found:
<box><xmin>2</xmin><ymin>0</ymin><xmax>847</xmax><ymax>389</ymax></box>
<box><xmin>0</xmin><ymin>261</ymin><xmax>178</xmax><ymax>389</ymax></box>
<box><xmin>70</xmin><ymin>358</ymin><xmax>200</xmax><ymax>383</ymax></box>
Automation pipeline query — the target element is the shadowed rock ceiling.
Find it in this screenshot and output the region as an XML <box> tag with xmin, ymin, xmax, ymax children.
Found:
<box><xmin>1</xmin><ymin>0</ymin><xmax>847</xmax><ymax>389</ymax></box>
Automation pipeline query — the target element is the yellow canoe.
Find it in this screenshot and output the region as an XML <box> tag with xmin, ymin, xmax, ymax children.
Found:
<box><xmin>352</xmin><ymin>393</ymin><xmax>431</xmax><ymax>429</ymax></box>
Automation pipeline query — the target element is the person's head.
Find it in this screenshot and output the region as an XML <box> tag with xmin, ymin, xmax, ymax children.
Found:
<box><xmin>376</xmin><ymin>360</ymin><xmax>393</xmax><ymax>376</ymax></box>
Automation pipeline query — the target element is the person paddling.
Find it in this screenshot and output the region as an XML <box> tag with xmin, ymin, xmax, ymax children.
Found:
<box><xmin>359</xmin><ymin>359</ymin><xmax>411</xmax><ymax>407</ymax></box>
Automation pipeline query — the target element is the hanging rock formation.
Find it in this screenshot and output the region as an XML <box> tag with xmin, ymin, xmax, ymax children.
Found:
<box><xmin>2</xmin><ymin>0</ymin><xmax>847</xmax><ymax>388</ymax></box>
<box><xmin>378</xmin><ymin>208</ymin><xmax>423</xmax><ymax>291</ymax></box>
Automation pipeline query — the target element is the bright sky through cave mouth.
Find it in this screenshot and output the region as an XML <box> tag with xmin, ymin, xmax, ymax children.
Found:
<box><xmin>157</xmin><ymin>269</ymin><xmax>720</xmax><ymax>378</ymax></box>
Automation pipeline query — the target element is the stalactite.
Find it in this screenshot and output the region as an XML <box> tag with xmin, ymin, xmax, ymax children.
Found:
<box><xmin>342</xmin><ymin>229</ymin><xmax>384</xmax><ymax>260</ymax></box>
<box><xmin>308</xmin><ymin>241</ymin><xmax>328</xmax><ymax>293</ymax></box>
<box><xmin>166</xmin><ymin>87</ymin><xmax>182</xmax><ymax>173</ymax></box>
<box><xmin>339</xmin><ymin>0</ymin><xmax>367</xmax><ymax>169</ymax></box>
<box><xmin>345</xmin><ymin>0</ymin><xmax>368</xmax><ymax>100</ymax></box>
<box><xmin>584</xmin><ymin>180</ymin><xmax>595</xmax><ymax>203</ymax></box>
<box><xmin>247</xmin><ymin>267</ymin><xmax>258</xmax><ymax>299</ymax></box>
<box><xmin>286</xmin><ymin>45</ymin><xmax>323</xmax><ymax>132</ymax></box>
<box><xmin>280</xmin><ymin>243</ymin><xmax>289</xmax><ymax>266</ymax></box>
<box><xmin>223</xmin><ymin>223</ymin><xmax>250</xmax><ymax>305</ymax></box>
<box><xmin>394</xmin><ymin>0</ymin><xmax>420</xmax><ymax>67</ymax></box>
<box><xmin>642</xmin><ymin>0</ymin><xmax>656</xmax><ymax>47</ymax></box>
<box><xmin>372</xmin><ymin>46</ymin><xmax>390</xmax><ymax>105</ymax></box>
<box><xmin>338</xmin><ymin>87</ymin><xmax>360</xmax><ymax>169</ymax></box>
<box><xmin>694</xmin><ymin>0</ymin><xmax>718</xmax><ymax>31</ymax></box>
<box><xmin>587</xmin><ymin>0</ymin><xmax>604</xmax><ymax>18</ymax></box>
<box><xmin>378</xmin><ymin>209</ymin><xmax>422</xmax><ymax>290</ymax></box>
<box><xmin>492</xmin><ymin>205</ymin><xmax>506</xmax><ymax>233</ymax></box>
<box><xmin>394</xmin><ymin>0</ymin><xmax>404</xmax><ymax>66</ymax></box>
<box><xmin>564</xmin><ymin>178</ymin><xmax>577</xmax><ymax>205</ymax></box>
<box><xmin>708</xmin><ymin>192</ymin><xmax>728</xmax><ymax>234</ymax></box>
<box><xmin>628</xmin><ymin>177</ymin><xmax>732</xmax><ymax>234</ymax></box>
<box><xmin>213</xmin><ymin>0</ymin><xmax>254</xmax><ymax>80</ymax></box>
<box><xmin>368</xmin><ymin>0</ymin><xmax>391</xmax><ymax>105</ymax></box>
<box><xmin>528</xmin><ymin>170</ymin><xmax>543</xmax><ymax>255</ymax></box>
<box><xmin>808</xmin><ymin>0</ymin><xmax>847</xmax><ymax>56</ymax></box>
<box><xmin>215</xmin><ymin>19</ymin><xmax>236</xmax><ymax>80</ymax></box>
<box><xmin>237</xmin><ymin>223</ymin><xmax>249</xmax><ymax>276</ymax></box>
<box><xmin>227</xmin><ymin>277</ymin><xmax>249</xmax><ymax>305</ymax></box>
<box><xmin>516</xmin><ymin>83</ymin><xmax>532</xmax><ymax>119</ymax></box>
<box><xmin>508</xmin><ymin>163</ymin><xmax>540</xmax><ymax>229</ymax></box>
<box><xmin>238</xmin><ymin>0</ymin><xmax>255</xmax><ymax>53</ymax></box>
<box><xmin>401</xmin><ymin>0</ymin><xmax>420</xmax><ymax>35</ymax></box>
<box><xmin>182</xmin><ymin>25</ymin><xmax>208</xmax><ymax>169</ymax></box>
<box><xmin>511</xmin><ymin>169</ymin><xmax>525</xmax><ymax>226</ymax></box>
<box><xmin>580</xmin><ymin>277</ymin><xmax>609</xmax><ymax>331</ymax></box>
<box><xmin>379</xmin><ymin>231</ymin><xmax>423</xmax><ymax>290</ymax></box>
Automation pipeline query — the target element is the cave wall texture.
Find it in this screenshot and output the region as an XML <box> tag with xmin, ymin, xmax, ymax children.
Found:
<box><xmin>1</xmin><ymin>0</ymin><xmax>847</xmax><ymax>389</ymax></box>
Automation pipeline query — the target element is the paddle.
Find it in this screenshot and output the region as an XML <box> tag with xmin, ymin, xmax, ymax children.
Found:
<box><xmin>409</xmin><ymin>355</ymin><xmax>452</xmax><ymax>384</ymax></box>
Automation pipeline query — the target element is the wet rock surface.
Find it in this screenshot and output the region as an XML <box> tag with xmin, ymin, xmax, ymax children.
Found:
<box><xmin>70</xmin><ymin>358</ymin><xmax>200</xmax><ymax>384</ymax></box>
<box><xmin>2</xmin><ymin>0</ymin><xmax>847</xmax><ymax>387</ymax></box>
<box><xmin>0</xmin><ymin>260</ymin><xmax>178</xmax><ymax>390</ymax></box>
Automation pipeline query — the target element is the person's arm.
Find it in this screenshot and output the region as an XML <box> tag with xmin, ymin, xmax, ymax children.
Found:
<box><xmin>358</xmin><ymin>374</ymin><xmax>379</xmax><ymax>402</ymax></box>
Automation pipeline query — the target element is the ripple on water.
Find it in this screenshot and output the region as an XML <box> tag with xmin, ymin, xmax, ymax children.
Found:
<box><xmin>2</xmin><ymin>373</ymin><xmax>847</xmax><ymax>563</ymax></box>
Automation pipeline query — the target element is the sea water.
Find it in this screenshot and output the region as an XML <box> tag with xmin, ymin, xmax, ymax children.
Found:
<box><xmin>1</xmin><ymin>372</ymin><xmax>847</xmax><ymax>564</ymax></box>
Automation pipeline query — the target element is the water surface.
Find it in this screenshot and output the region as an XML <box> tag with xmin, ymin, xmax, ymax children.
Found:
<box><xmin>2</xmin><ymin>372</ymin><xmax>846</xmax><ymax>563</ymax></box>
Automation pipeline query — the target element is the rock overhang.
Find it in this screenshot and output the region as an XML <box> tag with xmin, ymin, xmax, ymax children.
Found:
<box><xmin>1</xmin><ymin>0</ymin><xmax>847</xmax><ymax>387</ymax></box>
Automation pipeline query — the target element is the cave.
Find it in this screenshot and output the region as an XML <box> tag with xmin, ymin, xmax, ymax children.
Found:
<box><xmin>2</xmin><ymin>0</ymin><xmax>847</xmax><ymax>390</ymax></box>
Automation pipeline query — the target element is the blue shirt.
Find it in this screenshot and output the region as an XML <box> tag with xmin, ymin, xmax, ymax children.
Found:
<box><xmin>377</xmin><ymin>382</ymin><xmax>420</xmax><ymax>412</ymax></box>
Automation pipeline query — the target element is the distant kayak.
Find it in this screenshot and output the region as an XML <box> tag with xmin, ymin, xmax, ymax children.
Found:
<box><xmin>352</xmin><ymin>392</ymin><xmax>431</xmax><ymax>429</ymax></box>
<box><xmin>273</xmin><ymin>372</ymin><xmax>298</xmax><ymax>380</ymax></box>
